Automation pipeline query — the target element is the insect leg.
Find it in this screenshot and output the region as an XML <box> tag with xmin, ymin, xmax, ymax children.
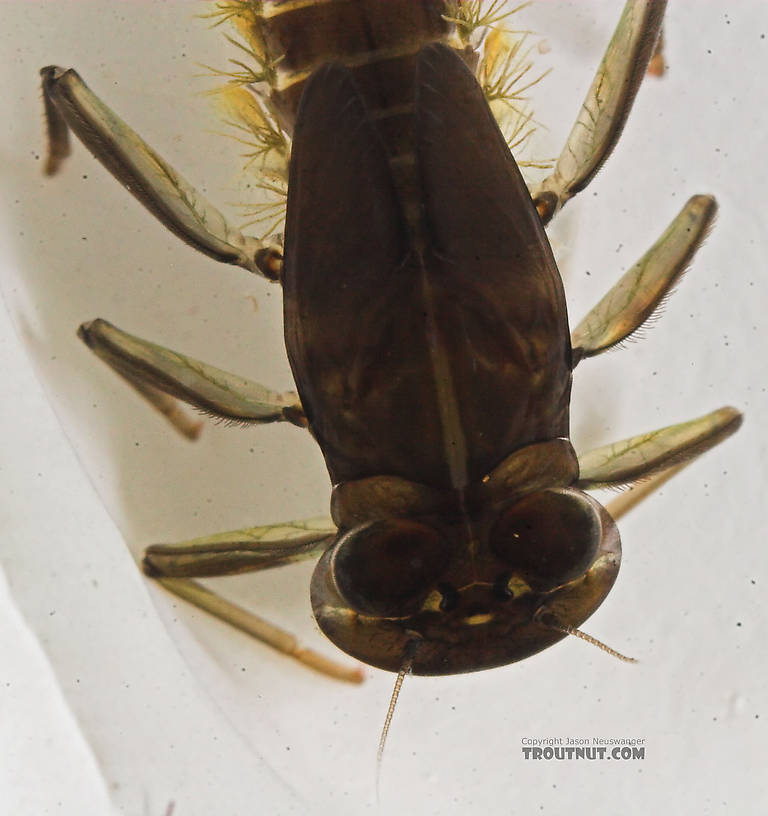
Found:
<box><xmin>601</xmin><ymin>464</ymin><xmax>686</xmax><ymax>521</ymax></box>
<box><xmin>40</xmin><ymin>66</ymin><xmax>282</xmax><ymax>281</ymax></box>
<box><xmin>142</xmin><ymin>517</ymin><xmax>335</xmax><ymax>579</ymax></box>
<box><xmin>79</xmin><ymin>318</ymin><xmax>305</xmax><ymax>438</ymax></box>
<box><xmin>531</xmin><ymin>0</ymin><xmax>666</xmax><ymax>224</ymax></box>
<box><xmin>570</xmin><ymin>195</ymin><xmax>717</xmax><ymax>364</ymax></box>
<box><xmin>576</xmin><ymin>406</ymin><xmax>742</xmax><ymax>493</ymax></box>
<box><xmin>155</xmin><ymin>578</ymin><xmax>362</xmax><ymax>682</ymax></box>
<box><xmin>143</xmin><ymin>518</ymin><xmax>363</xmax><ymax>682</ymax></box>
<box><xmin>155</xmin><ymin>578</ymin><xmax>362</xmax><ymax>683</ymax></box>
<box><xmin>647</xmin><ymin>26</ymin><xmax>666</xmax><ymax>77</ymax></box>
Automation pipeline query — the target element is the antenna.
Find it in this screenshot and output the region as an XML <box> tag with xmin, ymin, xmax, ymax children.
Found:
<box><xmin>535</xmin><ymin>609</ymin><xmax>637</xmax><ymax>663</ymax></box>
<box><xmin>376</xmin><ymin>648</ymin><xmax>415</xmax><ymax>801</ymax></box>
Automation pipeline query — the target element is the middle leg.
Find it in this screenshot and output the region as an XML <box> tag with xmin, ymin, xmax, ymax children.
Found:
<box><xmin>79</xmin><ymin>319</ymin><xmax>306</xmax><ymax>437</ymax></box>
<box><xmin>570</xmin><ymin>195</ymin><xmax>717</xmax><ymax>365</ymax></box>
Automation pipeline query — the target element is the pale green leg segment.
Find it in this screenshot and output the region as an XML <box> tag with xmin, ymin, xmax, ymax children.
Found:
<box><xmin>40</xmin><ymin>68</ymin><xmax>361</xmax><ymax>681</ymax></box>
<box><xmin>40</xmin><ymin>66</ymin><xmax>282</xmax><ymax>280</ymax></box>
<box><xmin>143</xmin><ymin>517</ymin><xmax>336</xmax><ymax>578</ymax></box>
<box><xmin>532</xmin><ymin>0</ymin><xmax>667</xmax><ymax>223</ymax></box>
<box><xmin>79</xmin><ymin>319</ymin><xmax>305</xmax><ymax>438</ymax></box>
<box><xmin>577</xmin><ymin>407</ymin><xmax>742</xmax><ymax>518</ymax></box>
<box><xmin>144</xmin><ymin>517</ymin><xmax>363</xmax><ymax>683</ymax></box>
<box><xmin>571</xmin><ymin>195</ymin><xmax>717</xmax><ymax>363</ymax></box>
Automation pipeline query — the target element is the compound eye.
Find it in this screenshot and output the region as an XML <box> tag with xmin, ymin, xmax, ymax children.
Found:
<box><xmin>330</xmin><ymin>519</ymin><xmax>448</xmax><ymax>617</ymax></box>
<box><xmin>489</xmin><ymin>489</ymin><xmax>601</xmax><ymax>591</ymax></box>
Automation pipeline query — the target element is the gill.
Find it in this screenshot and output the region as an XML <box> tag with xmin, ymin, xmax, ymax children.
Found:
<box><xmin>208</xmin><ymin>1</ymin><xmax>549</xmax><ymax>240</ymax></box>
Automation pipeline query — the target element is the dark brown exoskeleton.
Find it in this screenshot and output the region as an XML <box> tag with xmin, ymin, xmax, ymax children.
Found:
<box><xmin>41</xmin><ymin>0</ymin><xmax>740</xmax><ymax>689</ymax></box>
<box><xmin>288</xmin><ymin>44</ymin><xmax>619</xmax><ymax>674</ymax></box>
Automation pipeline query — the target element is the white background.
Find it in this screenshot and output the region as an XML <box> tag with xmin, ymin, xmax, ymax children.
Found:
<box><xmin>1</xmin><ymin>1</ymin><xmax>766</xmax><ymax>814</ymax></box>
